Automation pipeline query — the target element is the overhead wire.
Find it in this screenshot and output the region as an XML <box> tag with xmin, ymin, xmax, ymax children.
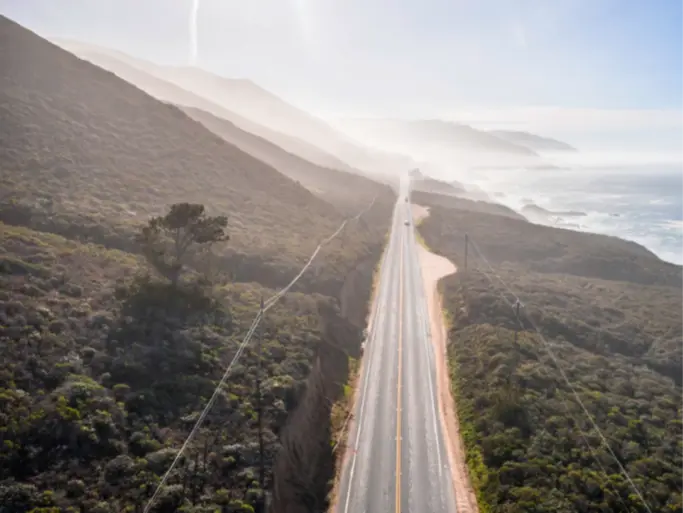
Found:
<box><xmin>465</xmin><ymin>235</ymin><xmax>653</xmax><ymax>513</ymax></box>
<box><xmin>143</xmin><ymin>196</ymin><xmax>378</xmax><ymax>512</ymax></box>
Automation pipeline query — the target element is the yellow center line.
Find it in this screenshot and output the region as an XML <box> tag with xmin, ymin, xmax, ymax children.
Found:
<box><xmin>395</xmin><ymin>227</ymin><xmax>405</xmax><ymax>513</ymax></box>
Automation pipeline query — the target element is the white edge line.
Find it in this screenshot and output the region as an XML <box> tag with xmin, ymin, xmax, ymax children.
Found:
<box><xmin>340</xmin><ymin>203</ymin><xmax>399</xmax><ymax>513</ymax></box>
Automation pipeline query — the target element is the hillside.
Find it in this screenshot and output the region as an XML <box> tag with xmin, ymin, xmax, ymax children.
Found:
<box><xmin>420</xmin><ymin>206</ymin><xmax>680</xmax><ymax>287</ymax></box>
<box><xmin>0</xmin><ymin>15</ymin><xmax>390</xmax><ymax>512</ymax></box>
<box><xmin>410</xmin><ymin>175</ymin><xmax>465</xmax><ymax>196</ymax></box>
<box><xmin>141</xmin><ymin>67</ymin><xmax>415</xmax><ymax>176</ymax></box>
<box><xmin>335</xmin><ymin>118</ymin><xmax>540</xmax><ymax>159</ymax></box>
<box><xmin>181</xmin><ymin>106</ymin><xmax>391</xmax><ymax>215</ymax></box>
<box><xmin>417</xmin><ymin>202</ymin><xmax>682</xmax><ymax>512</ymax></box>
<box><xmin>490</xmin><ymin>130</ymin><xmax>577</xmax><ymax>152</ymax></box>
<box><xmin>0</xmin><ymin>222</ymin><xmax>370</xmax><ymax>512</ymax></box>
<box><xmin>412</xmin><ymin>191</ymin><xmax>526</xmax><ymax>221</ymax></box>
<box><xmin>1</xmin><ymin>17</ymin><xmax>391</xmax><ymax>294</ymax></box>
<box><xmin>53</xmin><ymin>39</ymin><xmax>414</xmax><ymax>177</ymax></box>
<box><xmin>53</xmin><ymin>39</ymin><xmax>364</xmax><ymax>177</ymax></box>
<box><xmin>50</xmin><ymin>39</ymin><xmax>393</xmax><ymax>213</ymax></box>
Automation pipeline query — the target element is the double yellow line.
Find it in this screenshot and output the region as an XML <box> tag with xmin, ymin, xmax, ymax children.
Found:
<box><xmin>395</xmin><ymin>226</ymin><xmax>405</xmax><ymax>512</ymax></box>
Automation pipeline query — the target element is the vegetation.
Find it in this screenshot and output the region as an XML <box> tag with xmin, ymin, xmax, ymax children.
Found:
<box><xmin>180</xmin><ymin>106</ymin><xmax>392</xmax><ymax>217</ymax></box>
<box><xmin>411</xmin><ymin>191</ymin><xmax>526</xmax><ymax>221</ymax></box>
<box><xmin>0</xmin><ymin>219</ymin><xmax>372</xmax><ymax>512</ymax></box>
<box><xmin>0</xmin><ymin>16</ymin><xmax>389</xmax><ymax>513</ymax></box>
<box><xmin>417</xmin><ymin>199</ymin><xmax>682</xmax><ymax>513</ymax></box>
<box><xmin>0</xmin><ymin>16</ymin><xmax>393</xmax><ymax>296</ymax></box>
<box><xmin>138</xmin><ymin>203</ymin><xmax>229</xmax><ymax>286</ymax></box>
<box><xmin>54</xmin><ymin>39</ymin><xmax>395</xmax><ymax>209</ymax></box>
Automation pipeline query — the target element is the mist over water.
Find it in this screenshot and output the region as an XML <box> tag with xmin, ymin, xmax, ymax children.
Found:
<box><xmin>469</xmin><ymin>161</ymin><xmax>683</xmax><ymax>265</ymax></box>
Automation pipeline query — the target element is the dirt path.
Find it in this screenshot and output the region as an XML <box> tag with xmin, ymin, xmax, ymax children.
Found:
<box><xmin>412</xmin><ymin>204</ymin><xmax>479</xmax><ymax>512</ymax></box>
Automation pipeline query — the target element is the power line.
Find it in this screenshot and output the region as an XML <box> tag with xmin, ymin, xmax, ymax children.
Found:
<box><xmin>263</xmin><ymin>197</ymin><xmax>377</xmax><ymax>310</ymax></box>
<box><xmin>143</xmin><ymin>196</ymin><xmax>378</xmax><ymax>513</ymax></box>
<box><xmin>143</xmin><ymin>310</ymin><xmax>262</xmax><ymax>512</ymax></box>
<box><xmin>465</xmin><ymin>234</ymin><xmax>653</xmax><ymax>513</ymax></box>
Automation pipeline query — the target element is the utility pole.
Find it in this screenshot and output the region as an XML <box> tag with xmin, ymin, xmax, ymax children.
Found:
<box><xmin>464</xmin><ymin>233</ymin><xmax>469</xmax><ymax>273</ymax></box>
<box><xmin>256</xmin><ymin>297</ymin><xmax>266</xmax><ymax>510</ymax></box>
<box><xmin>513</xmin><ymin>299</ymin><xmax>521</xmax><ymax>344</ymax></box>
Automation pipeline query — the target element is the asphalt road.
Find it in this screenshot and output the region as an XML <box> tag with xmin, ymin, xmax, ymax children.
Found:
<box><xmin>336</xmin><ymin>177</ymin><xmax>457</xmax><ymax>513</ymax></box>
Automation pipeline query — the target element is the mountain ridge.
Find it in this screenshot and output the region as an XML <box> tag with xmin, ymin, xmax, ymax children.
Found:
<box><xmin>1</xmin><ymin>16</ymin><xmax>389</xmax><ymax>288</ymax></box>
<box><xmin>51</xmin><ymin>38</ymin><xmax>415</xmax><ymax>178</ymax></box>
<box><xmin>335</xmin><ymin>117</ymin><xmax>537</xmax><ymax>156</ymax></box>
<box><xmin>52</xmin><ymin>38</ymin><xmax>364</xmax><ymax>176</ymax></box>
<box><xmin>490</xmin><ymin>129</ymin><xmax>577</xmax><ymax>152</ymax></box>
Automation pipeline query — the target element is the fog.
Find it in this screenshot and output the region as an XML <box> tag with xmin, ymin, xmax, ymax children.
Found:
<box><xmin>2</xmin><ymin>0</ymin><xmax>681</xmax><ymax>262</ymax></box>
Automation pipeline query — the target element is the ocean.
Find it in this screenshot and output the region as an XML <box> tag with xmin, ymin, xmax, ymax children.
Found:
<box><xmin>469</xmin><ymin>164</ymin><xmax>682</xmax><ymax>265</ymax></box>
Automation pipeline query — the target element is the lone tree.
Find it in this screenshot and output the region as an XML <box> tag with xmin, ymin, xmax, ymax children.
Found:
<box><xmin>138</xmin><ymin>203</ymin><xmax>228</xmax><ymax>285</ymax></box>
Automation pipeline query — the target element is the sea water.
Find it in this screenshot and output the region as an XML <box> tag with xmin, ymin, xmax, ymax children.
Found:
<box><xmin>471</xmin><ymin>164</ymin><xmax>683</xmax><ymax>265</ymax></box>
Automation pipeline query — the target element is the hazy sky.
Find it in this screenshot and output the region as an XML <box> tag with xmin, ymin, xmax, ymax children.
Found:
<box><xmin>2</xmin><ymin>0</ymin><xmax>681</xmax><ymax>149</ymax></box>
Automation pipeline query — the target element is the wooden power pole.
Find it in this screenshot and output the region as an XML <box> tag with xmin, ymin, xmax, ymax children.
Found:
<box><xmin>256</xmin><ymin>297</ymin><xmax>266</xmax><ymax>509</ymax></box>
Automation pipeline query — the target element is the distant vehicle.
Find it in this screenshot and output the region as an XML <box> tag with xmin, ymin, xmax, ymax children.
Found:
<box><xmin>404</xmin><ymin>220</ymin><xmax>410</xmax><ymax>226</ymax></box>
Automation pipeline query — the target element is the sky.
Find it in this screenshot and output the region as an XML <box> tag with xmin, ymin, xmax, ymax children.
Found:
<box><xmin>1</xmin><ymin>0</ymin><xmax>681</xmax><ymax>151</ymax></box>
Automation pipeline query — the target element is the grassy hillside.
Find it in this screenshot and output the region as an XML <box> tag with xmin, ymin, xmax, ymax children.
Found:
<box><xmin>412</xmin><ymin>190</ymin><xmax>526</xmax><ymax>221</ymax></box>
<box><xmin>53</xmin><ymin>39</ymin><xmax>364</xmax><ymax>177</ymax></box>
<box><xmin>421</xmin><ymin>206</ymin><xmax>680</xmax><ymax>287</ymax></box>
<box><xmin>1</xmin><ymin>16</ymin><xmax>391</xmax><ymax>294</ymax></box>
<box><xmin>54</xmin><ymin>39</ymin><xmax>414</xmax><ymax>178</ymax></box>
<box><xmin>181</xmin><ymin>106</ymin><xmax>392</xmax><ymax>215</ymax></box>
<box><xmin>134</xmin><ymin>66</ymin><xmax>415</xmax><ymax>177</ymax></box>
<box><xmin>417</xmin><ymin>203</ymin><xmax>682</xmax><ymax>512</ymax></box>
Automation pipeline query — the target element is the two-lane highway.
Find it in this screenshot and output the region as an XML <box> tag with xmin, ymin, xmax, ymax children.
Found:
<box><xmin>336</xmin><ymin>176</ymin><xmax>456</xmax><ymax>512</ymax></box>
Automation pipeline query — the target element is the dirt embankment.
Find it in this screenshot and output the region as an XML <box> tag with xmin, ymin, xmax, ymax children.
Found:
<box><xmin>269</xmin><ymin>245</ymin><xmax>383</xmax><ymax>513</ymax></box>
<box><xmin>413</xmin><ymin>204</ymin><xmax>479</xmax><ymax>513</ymax></box>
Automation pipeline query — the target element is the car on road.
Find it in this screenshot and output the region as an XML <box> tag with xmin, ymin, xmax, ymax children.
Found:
<box><xmin>404</xmin><ymin>220</ymin><xmax>410</xmax><ymax>226</ymax></box>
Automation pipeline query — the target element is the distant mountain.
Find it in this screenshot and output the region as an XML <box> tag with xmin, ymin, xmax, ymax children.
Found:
<box><xmin>145</xmin><ymin>66</ymin><xmax>416</xmax><ymax>176</ymax></box>
<box><xmin>1</xmin><ymin>17</ymin><xmax>375</xmax><ymax>277</ymax></box>
<box><xmin>489</xmin><ymin>130</ymin><xmax>577</xmax><ymax>152</ymax></box>
<box><xmin>53</xmin><ymin>39</ymin><xmax>361</xmax><ymax>175</ymax></box>
<box><xmin>52</xmin><ymin>40</ymin><xmax>414</xmax><ymax>177</ymax></box>
<box><xmin>180</xmin><ymin>106</ymin><xmax>391</xmax><ymax>214</ymax></box>
<box><xmin>52</xmin><ymin>40</ymin><xmax>394</xmax><ymax>213</ymax></box>
<box><xmin>0</xmin><ymin>17</ymin><xmax>396</xmax><ymax>513</ymax></box>
<box><xmin>335</xmin><ymin>118</ymin><xmax>538</xmax><ymax>158</ymax></box>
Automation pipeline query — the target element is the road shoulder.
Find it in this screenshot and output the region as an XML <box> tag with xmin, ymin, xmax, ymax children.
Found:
<box><xmin>412</xmin><ymin>204</ymin><xmax>479</xmax><ymax>513</ymax></box>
